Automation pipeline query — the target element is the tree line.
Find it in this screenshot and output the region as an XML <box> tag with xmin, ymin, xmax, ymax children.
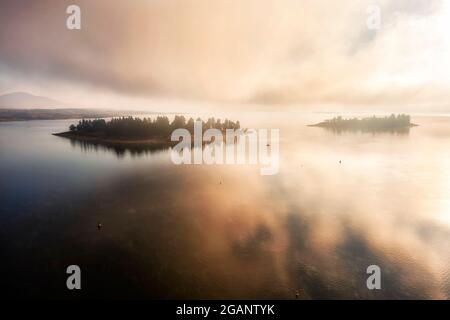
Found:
<box><xmin>312</xmin><ymin>114</ymin><xmax>413</xmax><ymax>131</ymax></box>
<box><xmin>69</xmin><ymin>116</ymin><xmax>241</xmax><ymax>138</ymax></box>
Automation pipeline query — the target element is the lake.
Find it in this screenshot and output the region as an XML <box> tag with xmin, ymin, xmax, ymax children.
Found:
<box><xmin>1</xmin><ymin>113</ymin><xmax>449</xmax><ymax>299</ymax></box>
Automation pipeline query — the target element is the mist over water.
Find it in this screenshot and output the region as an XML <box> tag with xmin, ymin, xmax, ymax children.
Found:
<box><xmin>1</xmin><ymin>114</ymin><xmax>449</xmax><ymax>299</ymax></box>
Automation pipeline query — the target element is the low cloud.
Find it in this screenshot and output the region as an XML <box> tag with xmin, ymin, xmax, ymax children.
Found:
<box><xmin>0</xmin><ymin>0</ymin><xmax>448</xmax><ymax>110</ymax></box>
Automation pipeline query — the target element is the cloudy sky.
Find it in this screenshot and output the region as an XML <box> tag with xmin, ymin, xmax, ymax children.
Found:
<box><xmin>0</xmin><ymin>0</ymin><xmax>449</xmax><ymax>111</ymax></box>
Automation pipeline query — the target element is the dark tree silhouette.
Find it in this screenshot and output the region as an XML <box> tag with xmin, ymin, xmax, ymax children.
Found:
<box><xmin>310</xmin><ymin>114</ymin><xmax>416</xmax><ymax>133</ymax></box>
<box><xmin>68</xmin><ymin>116</ymin><xmax>241</xmax><ymax>139</ymax></box>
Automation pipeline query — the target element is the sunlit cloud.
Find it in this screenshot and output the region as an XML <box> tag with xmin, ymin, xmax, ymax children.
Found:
<box><xmin>0</xmin><ymin>0</ymin><xmax>449</xmax><ymax>111</ymax></box>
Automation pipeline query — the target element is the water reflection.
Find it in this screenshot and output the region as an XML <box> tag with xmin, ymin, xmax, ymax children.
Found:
<box><xmin>316</xmin><ymin>126</ymin><xmax>412</xmax><ymax>135</ymax></box>
<box><xmin>65</xmin><ymin>136</ymin><xmax>170</xmax><ymax>157</ymax></box>
<box><xmin>0</xmin><ymin>115</ymin><xmax>449</xmax><ymax>299</ymax></box>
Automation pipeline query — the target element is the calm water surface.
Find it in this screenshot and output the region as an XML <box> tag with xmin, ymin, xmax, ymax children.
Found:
<box><xmin>1</xmin><ymin>113</ymin><xmax>449</xmax><ymax>299</ymax></box>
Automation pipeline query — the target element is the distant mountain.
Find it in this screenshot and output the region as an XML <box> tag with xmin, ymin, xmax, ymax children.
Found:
<box><xmin>0</xmin><ymin>92</ymin><xmax>66</xmax><ymax>109</ymax></box>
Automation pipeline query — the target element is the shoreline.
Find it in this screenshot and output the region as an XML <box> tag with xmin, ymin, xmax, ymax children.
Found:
<box><xmin>307</xmin><ymin>123</ymin><xmax>419</xmax><ymax>128</ymax></box>
<box><xmin>53</xmin><ymin>131</ymin><xmax>176</xmax><ymax>147</ymax></box>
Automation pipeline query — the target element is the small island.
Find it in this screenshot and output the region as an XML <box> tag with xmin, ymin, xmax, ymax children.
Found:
<box><xmin>308</xmin><ymin>114</ymin><xmax>418</xmax><ymax>133</ymax></box>
<box><xmin>53</xmin><ymin>116</ymin><xmax>241</xmax><ymax>150</ymax></box>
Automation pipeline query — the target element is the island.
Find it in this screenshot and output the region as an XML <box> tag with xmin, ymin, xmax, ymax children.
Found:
<box><xmin>53</xmin><ymin>116</ymin><xmax>241</xmax><ymax>152</ymax></box>
<box><xmin>308</xmin><ymin>114</ymin><xmax>418</xmax><ymax>133</ymax></box>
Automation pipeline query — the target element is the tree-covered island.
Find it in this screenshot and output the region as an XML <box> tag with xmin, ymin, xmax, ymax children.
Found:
<box><xmin>53</xmin><ymin>116</ymin><xmax>241</xmax><ymax>147</ymax></box>
<box><xmin>308</xmin><ymin>114</ymin><xmax>418</xmax><ymax>133</ymax></box>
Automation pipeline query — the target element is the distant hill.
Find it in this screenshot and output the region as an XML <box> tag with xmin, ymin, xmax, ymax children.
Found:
<box><xmin>0</xmin><ymin>108</ymin><xmax>158</xmax><ymax>122</ymax></box>
<box><xmin>0</xmin><ymin>92</ymin><xmax>66</xmax><ymax>109</ymax></box>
